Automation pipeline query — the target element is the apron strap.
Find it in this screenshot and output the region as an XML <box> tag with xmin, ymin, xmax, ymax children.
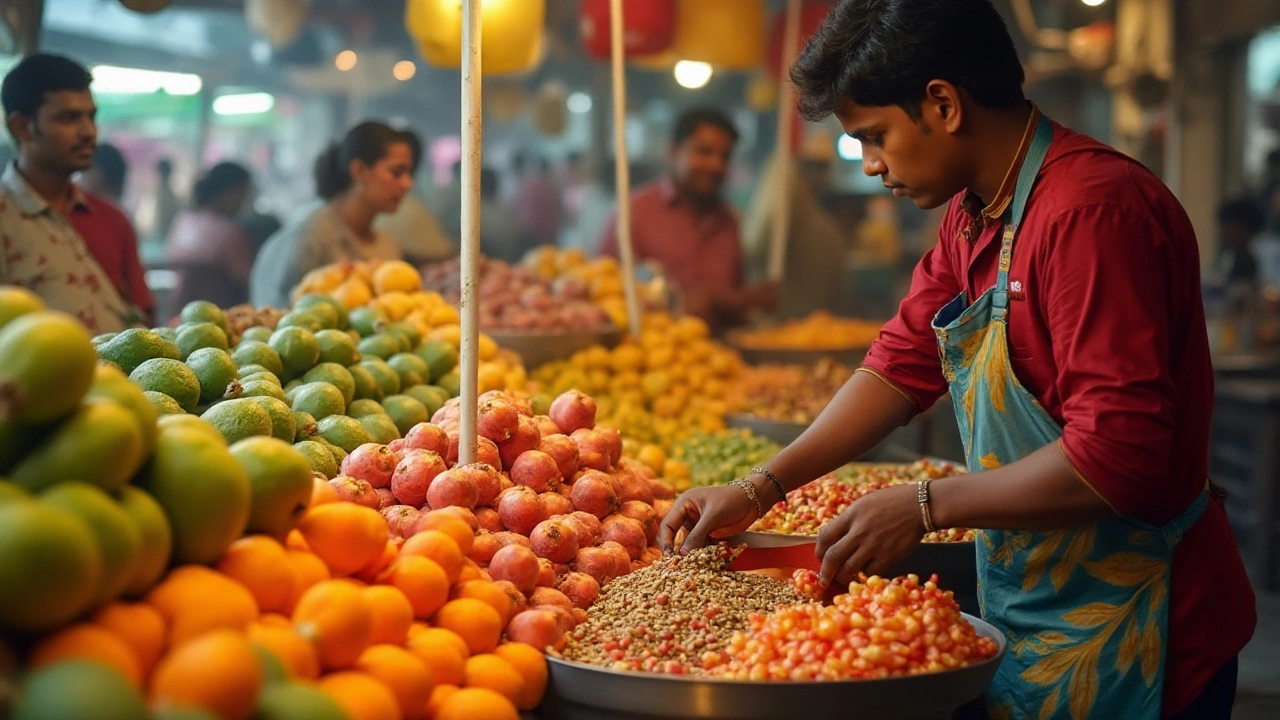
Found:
<box><xmin>993</xmin><ymin>113</ymin><xmax>1056</xmax><ymax>316</ymax></box>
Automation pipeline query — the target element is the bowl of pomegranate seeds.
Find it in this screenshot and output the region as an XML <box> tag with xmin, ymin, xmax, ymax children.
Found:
<box><xmin>545</xmin><ymin>569</ymin><xmax>1004</xmax><ymax>720</ymax></box>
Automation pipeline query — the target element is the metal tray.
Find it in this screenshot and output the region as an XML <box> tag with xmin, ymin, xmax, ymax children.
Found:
<box><xmin>724</xmin><ymin>414</ymin><xmax>809</xmax><ymax>446</ymax></box>
<box><xmin>541</xmin><ymin>612</ymin><xmax>1004</xmax><ymax>720</ymax></box>
<box><xmin>484</xmin><ymin>326</ymin><xmax>622</xmax><ymax>369</ymax></box>
<box><xmin>728</xmin><ymin>345</ymin><xmax>869</xmax><ymax>367</ymax></box>
<box><xmin>732</xmin><ymin>532</ymin><xmax>979</xmax><ymax>616</ymax></box>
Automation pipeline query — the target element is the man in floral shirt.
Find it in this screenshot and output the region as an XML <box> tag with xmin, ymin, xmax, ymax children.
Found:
<box><xmin>0</xmin><ymin>54</ymin><xmax>145</xmax><ymax>333</ymax></box>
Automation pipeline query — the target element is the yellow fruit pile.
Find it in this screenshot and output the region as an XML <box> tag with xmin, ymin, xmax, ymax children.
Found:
<box><xmin>522</xmin><ymin>247</ymin><xmax>664</xmax><ymax>332</ymax></box>
<box><xmin>530</xmin><ymin>312</ymin><xmax>743</xmax><ymax>463</ymax></box>
<box><xmin>294</xmin><ymin>260</ymin><xmax>526</xmax><ymax>393</ymax></box>
<box><xmin>729</xmin><ymin>311</ymin><xmax>883</xmax><ymax>351</ymax></box>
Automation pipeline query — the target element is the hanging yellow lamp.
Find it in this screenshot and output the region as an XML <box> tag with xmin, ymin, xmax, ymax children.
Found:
<box><xmin>406</xmin><ymin>0</ymin><xmax>546</xmax><ymax>76</ymax></box>
<box><xmin>245</xmin><ymin>0</ymin><xmax>309</xmax><ymax>50</ymax></box>
<box><xmin>670</xmin><ymin>0</ymin><xmax>765</xmax><ymax>71</ymax></box>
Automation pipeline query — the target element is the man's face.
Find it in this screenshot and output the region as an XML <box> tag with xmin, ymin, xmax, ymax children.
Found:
<box><xmin>835</xmin><ymin>96</ymin><xmax>968</xmax><ymax>210</ymax></box>
<box><xmin>670</xmin><ymin>123</ymin><xmax>734</xmax><ymax>202</ymax></box>
<box><xmin>7</xmin><ymin>89</ymin><xmax>98</xmax><ymax>175</ymax></box>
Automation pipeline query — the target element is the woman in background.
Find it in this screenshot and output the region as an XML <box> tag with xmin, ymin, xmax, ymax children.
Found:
<box><xmin>250</xmin><ymin>121</ymin><xmax>410</xmax><ymax>308</ymax></box>
<box><xmin>166</xmin><ymin>161</ymin><xmax>254</xmax><ymax>316</ymax></box>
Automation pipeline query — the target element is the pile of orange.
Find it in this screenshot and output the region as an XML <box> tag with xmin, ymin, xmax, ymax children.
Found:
<box><xmin>16</xmin><ymin>478</ymin><xmax>546</xmax><ymax>720</ymax></box>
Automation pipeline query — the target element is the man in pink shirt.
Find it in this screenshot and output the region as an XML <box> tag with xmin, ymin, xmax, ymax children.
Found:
<box><xmin>599</xmin><ymin>108</ymin><xmax>776</xmax><ymax>330</ymax></box>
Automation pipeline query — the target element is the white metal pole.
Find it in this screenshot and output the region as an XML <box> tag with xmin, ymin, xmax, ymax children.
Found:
<box><xmin>458</xmin><ymin>0</ymin><xmax>482</xmax><ymax>466</ymax></box>
<box><xmin>609</xmin><ymin>0</ymin><xmax>642</xmax><ymax>338</ymax></box>
<box><xmin>767</xmin><ymin>0</ymin><xmax>802</xmax><ymax>282</ymax></box>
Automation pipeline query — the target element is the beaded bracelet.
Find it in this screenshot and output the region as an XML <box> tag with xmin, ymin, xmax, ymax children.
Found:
<box><xmin>750</xmin><ymin>467</ymin><xmax>787</xmax><ymax>507</ymax></box>
<box><xmin>731</xmin><ymin>477</ymin><xmax>765</xmax><ymax>518</ymax></box>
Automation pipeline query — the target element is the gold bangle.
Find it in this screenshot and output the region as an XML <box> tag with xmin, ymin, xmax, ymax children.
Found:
<box><xmin>917</xmin><ymin>479</ymin><xmax>936</xmax><ymax>533</ymax></box>
<box><xmin>731</xmin><ymin>477</ymin><xmax>765</xmax><ymax>518</ymax></box>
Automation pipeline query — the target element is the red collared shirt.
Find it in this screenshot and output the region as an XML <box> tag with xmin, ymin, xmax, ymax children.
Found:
<box><xmin>863</xmin><ymin>124</ymin><xmax>1255</xmax><ymax>715</ymax></box>
<box><xmin>598</xmin><ymin>178</ymin><xmax>743</xmax><ymax>295</ymax></box>
<box><xmin>68</xmin><ymin>190</ymin><xmax>154</xmax><ymax>319</ymax></box>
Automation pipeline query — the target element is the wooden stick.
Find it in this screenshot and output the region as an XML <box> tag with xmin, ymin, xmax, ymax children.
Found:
<box><xmin>458</xmin><ymin>0</ymin><xmax>482</xmax><ymax>465</ymax></box>
<box><xmin>767</xmin><ymin>0</ymin><xmax>802</xmax><ymax>282</ymax></box>
<box><xmin>610</xmin><ymin>0</ymin><xmax>642</xmax><ymax>337</ymax></box>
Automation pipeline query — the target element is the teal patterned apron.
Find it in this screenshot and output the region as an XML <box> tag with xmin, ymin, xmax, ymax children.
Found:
<box><xmin>931</xmin><ymin>115</ymin><xmax>1209</xmax><ymax>720</ymax></box>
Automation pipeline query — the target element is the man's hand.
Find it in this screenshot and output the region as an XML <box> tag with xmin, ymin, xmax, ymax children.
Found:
<box><xmin>815</xmin><ymin>483</ymin><xmax>924</xmax><ymax>586</ymax></box>
<box><xmin>658</xmin><ymin>484</ymin><xmax>761</xmax><ymax>555</ymax></box>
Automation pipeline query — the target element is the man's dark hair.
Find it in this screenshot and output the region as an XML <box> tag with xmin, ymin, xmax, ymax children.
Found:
<box><xmin>157</xmin><ymin>158</ymin><xmax>173</xmax><ymax>178</ymax></box>
<box><xmin>93</xmin><ymin>143</ymin><xmax>127</xmax><ymax>196</ymax></box>
<box><xmin>672</xmin><ymin>107</ymin><xmax>739</xmax><ymax>147</ymax></box>
<box><xmin>1</xmin><ymin>53</ymin><xmax>93</xmax><ymax>123</ymax></box>
<box><xmin>791</xmin><ymin>0</ymin><xmax>1025</xmax><ymax>121</ymax></box>
<box><xmin>1219</xmin><ymin>197</ymin><xmax>1265</xmax><ymax>235</ymax></box>
<box><xmin>193</xmin><ymin>161</ymin><xmax>251</xmax><ymax>208</ymax></box>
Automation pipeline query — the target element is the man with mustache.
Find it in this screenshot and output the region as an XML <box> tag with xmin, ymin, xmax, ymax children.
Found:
<box><xmin>0</xmin><ymin>54</ymin><xmax>152</xmax><ymax>332</ymax></box>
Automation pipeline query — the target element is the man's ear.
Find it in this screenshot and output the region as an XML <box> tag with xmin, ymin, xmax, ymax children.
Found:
<box><xmin>923</xmin><ymin>79</ymin><xmax>964</xmax><ymax>134</ymax></box>
<box><xmin>6</xmin><ymin>113</ymin><xmax>34</xmax><ymax>145</ymax></box>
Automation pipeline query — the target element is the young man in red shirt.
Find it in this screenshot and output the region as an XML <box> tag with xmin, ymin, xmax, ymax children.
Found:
<box><xmin>660</xmin><ymin>1</ymin><xmax>1254</xmax><ymax>717</ymax></box>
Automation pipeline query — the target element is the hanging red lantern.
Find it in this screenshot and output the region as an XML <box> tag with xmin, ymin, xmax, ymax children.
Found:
<box><xmin>767</xmin><ymin>2</ymin><xmax>833</xmax><ymax>80</ymax></box>
<box><xmin>580</xmin><ymin>0</ymin><xmax>676</xmax><ymax>60</ymax></box>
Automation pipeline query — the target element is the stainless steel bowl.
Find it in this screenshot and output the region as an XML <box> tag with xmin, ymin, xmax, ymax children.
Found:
<box><xmin>542</xmin><ymin>612</ymin><xmax>1005</xmax><ymax>720</ymax></box>
<box><xmin>724</xmin><ymin>414</ymin><xmax>808</xmax><ymax>446</ymax></box>
<box><xmin>484</xmin><ymin>326</ymin><xmax>622</xmax><ymax>369</ymax></box>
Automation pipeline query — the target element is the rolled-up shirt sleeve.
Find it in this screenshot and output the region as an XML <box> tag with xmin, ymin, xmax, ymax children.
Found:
<box><xmin>861</xmin><ymin>238</ymin><xmax>957</xmax><ymax>415</ymax></box>
<box><xmin>1042</xmin><ymin>203</ymin><xmax>1176</xmax><ymax>516</ymax></box>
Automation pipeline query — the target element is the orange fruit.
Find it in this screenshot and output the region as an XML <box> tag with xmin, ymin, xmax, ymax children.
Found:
<box><xmin>462</xmin><ymin>654</ymin><xmax>525</xmax><ymax>706</ymax></box>
<box><xmin>449</xmin><ymin>580</ymin><xmax>512</xmax><ymax>625</ymax></box>
<box><xmin>378</xmin><ymin>556</ymin><xmax>449</xmax><ymax>620</ymax></box>
<box><xmin>311</xmin><ymin>475</ymin><xmax>340</xmax><ymax>506</ymax></box>
<box><xmin>406</xmin><ymin>637</ymin><xmax>466</xmax><ymax>687</ymax></box>
<box><xmin>408</xmin><ymin>627</ymin><xmax>471</xmax><ymax>660</ymax></box>
<box><xmin>363</xmin><ymin>585</ymin><xmax>414</xmax><ymax>646</ymax></box>
<box><xmin>355</xmin><ymin>539</ymin><xmax>400</xmax><ymax>584</ymax></box>
<box><xmin>456</xmin><ymin>560</ymin><xmax>482</xmax><ymax>584</ymax></box>
<box><xmin>247</xmin><ymin>621</ymin><xmax>320</xmax><ymax>680</ymax></box>
<box><xmin>293</xmin><ymin>579</ymin><xmax>374</xmax><ymax>671</ymax></box>
<box><xmin>283</xmin><ymin>548</ymin><xmax>331</xmax><ymax>613</ymax></box>
<box><xmin>216</xmin><ymin>535</ymin><xmax>295</xmax><ymax>615</ymax></box>
<box><xmin>145</xmin><ymin>565</ymin><xmax>258</xmax><ymax>648</ymax></box>
<box><xmin>257</xmin><ymin>613</ymin><xmax>293</xmax><ymax>629</ymax></box>
<box><xmin>149</xmin><ymin>629</ymin><xmax>263</xmax><ymax>720</ymax></box>
<box><xmin>90</xmin><ymin>602</ymin><xmax>165</xmax><ymax>679</ymax></box>
<box><xmin>316</xmin><ymin>671</ymin><xmax>401</xmax><ymax>720</ymax></box>
<box><xmin>28</xmin><ymin>623</ymin><xmax>142</xmax><ymax>688</ymax></box>
<box><xmin>355</xmin><ymin>644</ymin><xmax>435</xmax><ymax>720</ymax></box>
<box><xmin>285</xmin><ymin>528</ymin><xmax>310</xmax><ymax>551</ymax></box>
<box><xmin>399</xmin><ymin>531</ymin><xmax>463</xmax><ymax>584</ymax></box>
<box><xmin>413</xmin><ymin>512</ymin><xmax>474</xmax><ymax>555</ymax></box>
<box><xmin>297</xmin><ymin>503</ymin><xmax>388</xmax><ymax>577</ymax></box>
<box><xmin>432</xmin><ymin>599</ymin><xmax>502</xmax><ymax>655</ymax></box>
<box><xmin>435</xmin><ymin>687</ymin><xmax>518</xmax><ymax>720</ymax></box>
<box><xmin>492</xmin><ymin>643</ymin><xmax>548</xmax><ymax>710</ymax></box>
<box><xmin>423</xmin><ymin>684</ymin><xmax>458</xmax><ymax>720</ymax></box>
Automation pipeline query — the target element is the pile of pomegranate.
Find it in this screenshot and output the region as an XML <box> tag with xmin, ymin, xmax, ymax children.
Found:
<box><xmin>420</xmin><ymin>257</ymin><xmax>612</xmax><ymax>333</ymax></box>
<box><xmin>331</xmin><ymin>389</ymin><xmax>673</xmax><ymax>652</ymax></box>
